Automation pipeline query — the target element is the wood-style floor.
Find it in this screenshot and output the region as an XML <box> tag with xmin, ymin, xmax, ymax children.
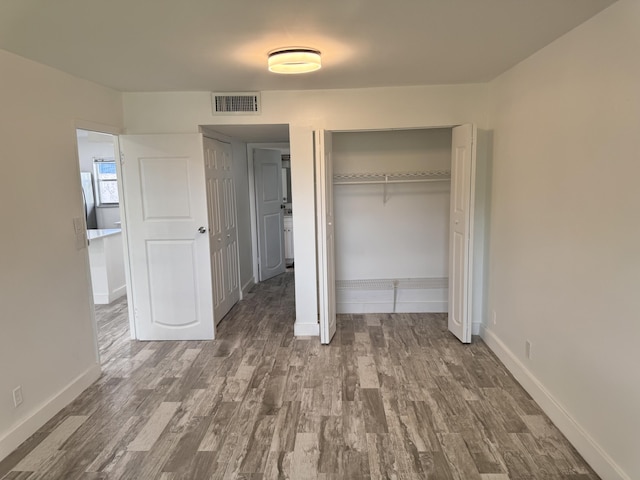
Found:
<box><xmin>0</xmin><ymin>272</ymin><xmax>599</xmax><ymax>479</ymax></box>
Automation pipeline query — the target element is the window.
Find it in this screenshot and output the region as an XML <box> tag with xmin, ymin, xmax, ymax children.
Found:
<box><xmin>94</xmin><ymin>159</ymin><xmax>119</xmax><ymax>205</ymax></box>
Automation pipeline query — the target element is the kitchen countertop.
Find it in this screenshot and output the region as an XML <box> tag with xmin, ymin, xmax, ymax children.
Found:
<box><xmin>87</xmin><ymin>228</ymin><xmax>121</xmax><ymax>241</ymax></box>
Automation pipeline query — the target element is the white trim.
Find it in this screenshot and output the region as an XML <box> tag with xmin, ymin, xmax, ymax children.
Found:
<box><xmin>74</xmin><ymin>119</ymin><xmax>122</xmax><ymax>136</ymax></box>
<box><xmin>294</xmin><ymin>321</ymin><xmax>320</xmax><ymax>337</ymax></box>
<box><xmin>480</xmin><ymin>325</ymin><xmax>631</xmax><ymax>480</ymax></box>
<box><xmin>112</xmin><ymin>135</ymin><xmax>136</xmax><ymax>340</ymax></box>
<box><xmin>110</xmin><ymin>284</ymin><xmax>126</xmax><ymax>302</ymax></box>
<box><xmin>0</xmin><ymin>364</ymin><xmax>101</xmax><ymax>462</ymax></box>
<box><xmin>337</xmin><ymin>302</ymin><xmax>448</xmax><ymax>314</ymax></box>
<box><xmin>472</xmin><ymin>321</ymin><xmax>482</xmax><ymax>336</ymax></box>
<box><xmin>241</xmin><ymin>278</ymin><xmax>255</xmax><ymax>297</ymax></box>
<box><xmin>93</xmin><ymin>285</ymin><xmax>126</xmax><ymax>305</ymax></box>
<box><xmin>92</xmin><ymin>293</ymin><xmax>110</xmax><ymax>304</ymax></box>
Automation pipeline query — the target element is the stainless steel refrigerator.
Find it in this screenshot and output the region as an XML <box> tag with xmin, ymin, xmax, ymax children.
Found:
<box><xmin>80</xmin><ymin>172</ymin><xmax>97</xmax><ymax>229</ymax></box>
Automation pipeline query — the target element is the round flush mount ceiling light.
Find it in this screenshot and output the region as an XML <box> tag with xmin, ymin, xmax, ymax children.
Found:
<box><xmin>268</xmin><ymin>47</ymin><xmax>321</xmax><ymax>74</ymax></box>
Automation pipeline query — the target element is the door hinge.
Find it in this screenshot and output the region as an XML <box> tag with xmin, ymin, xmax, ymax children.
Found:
<box><xmin>119</xmin><ymin>151</ymin><xmax>125</xmax><ymax>165</ymax></box>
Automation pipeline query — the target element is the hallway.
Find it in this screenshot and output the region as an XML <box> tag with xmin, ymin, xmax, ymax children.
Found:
<box><xmin>0</xmin><ymin>272</ymin><xmax>598</xmax><ymax>479</ymax></box>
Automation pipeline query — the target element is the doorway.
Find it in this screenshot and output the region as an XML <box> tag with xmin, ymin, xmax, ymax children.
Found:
<box><xmin>200</xmin><ymin>124</ymin><xmax>292</xmax><ymax>288</ymax></box>
<box><xmin>252</xmin><ymin>146</ymin><xmax>292</xmax><ymax>282</ymax></box>
<box><xmin>75</xmin><ymin>128</ymin><xmax>133</xmax><ymax>347</ymax></box>
<box><xmin>315</xmin><ymin>125</ymin><xmax>479</xmax><ymax>344</ymax></box>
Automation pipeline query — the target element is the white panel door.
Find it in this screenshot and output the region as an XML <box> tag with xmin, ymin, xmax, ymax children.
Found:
<box><xmin>203</xmin><ymin>137</ymin><xmax>240</xmax><ymax>325</ymax></box>
<box><xmin>254</xmin><ymin>149</ymin><xmax>286</xmax><ymax>281</ymax></box>
<box><xmin>316</xmin><ymin>130</ymin><xmax>337</xmax><ymax>344</ymax></box>
<box><xmin>120</xmin><ymin>134</ymin><xmax>213</xmax><ymax>340</ymax></box>
<box><xmin>448</xmin><ymin>124</ymin><xmax>476</xmax><ymax>343</ymax></box>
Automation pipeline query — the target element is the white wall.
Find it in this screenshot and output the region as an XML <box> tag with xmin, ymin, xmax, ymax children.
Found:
<box><xmin>333</xmin><ymin>129</ymin><xmax>451</xmax><ymax>280</ymax></box>
<box><xmin>484</xmin><ymin>1</ymin><xmax>640</xmax><ymax>479</ymax></box>
<box><xmin>124</xmin><ymin>84</ymin><xmax>489</xmax><ymax>334</ymax></box>
<box><xmin>332</xmin><ymin>129</ymin><xmax>453</xmax><ymax>314</ymax></box>
<box><xmin>0</xmin><ymin>48</ymin><xmax>123</xmax><ymax>460</ymax></box>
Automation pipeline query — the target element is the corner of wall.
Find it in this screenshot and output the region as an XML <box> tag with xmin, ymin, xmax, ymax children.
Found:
<box><xmin>479</xmin><ymin>326</ymin><xmax>631</xmax><ymax>480</ymax></box>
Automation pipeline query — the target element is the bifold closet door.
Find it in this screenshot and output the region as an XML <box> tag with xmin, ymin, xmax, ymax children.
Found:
<box><xmin>316</xmin><ymin>130</ymin><xmax>337</xmax><ymax>344</ymax></box>
<box><xmin>448</xmin><ymin>124</ymin><xmax>476</xmax><ymax>343</ymax></box>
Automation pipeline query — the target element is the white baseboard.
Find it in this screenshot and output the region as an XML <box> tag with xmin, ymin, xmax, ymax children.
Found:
<box><xmin>337</xmin><ymin>301</ymin><xmax>448</xmax><ymax>314</ymax></box>
<box><xmin>93</xmin><ymin>293</ymin><xmax>110</xmax><ymax>305</ymax></box>
<box><xmin>110</xmin><ymin>285</ymin><xmax>126</xmax><ymax>302</ymax></box>
<box><xmin>0</xmin><ymin>363</ymin><xmax>102</xmax><ymax>462</ymax></box>
<box><xmin>241</xmin><ymin>278</ymin><xmax>255</xmax><ymax>298</ymax></box>
<box><xmin>93</xmin><ymin>284</ymin><xmax>125</xmax><ymax>305</ymax></box>
<box><xmin>294</xmin><ymin>322</ymin><xmax>319</xmax><ymax>337</ymax></box>
<box><xmin>480</xmin><ymin>325</ymin><xmax>630</xmax><ymax>480</ymax></box>
<box><xmin>472</xmin><ymin>321</ymin><xmax>482</xmax><ymax>336</ymax></box>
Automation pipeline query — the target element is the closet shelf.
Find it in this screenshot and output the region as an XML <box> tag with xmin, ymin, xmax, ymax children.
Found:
<box><xmin>334</xmin><ymin>171</ymin><xmax>450</xmax><ymax>204</ymax></box>
<box><xmin>333</xmin><ymin>170</ymin><xmax>450</xmax><ymax>185</ymax></box>
<box><xmin>336</xmin><ymin>277</ymin><xmax>448</xmax><ymax>313</ymax></box>
<box><xmin>336</xmin><ymin>277</ymin><xmax>448</xmax><ymax>290</ymax></box>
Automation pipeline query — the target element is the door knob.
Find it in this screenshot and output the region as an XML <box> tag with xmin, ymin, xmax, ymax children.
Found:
<box><xmin>198</xmin><ymin>226</ymin><xmax>207</xmax><ymax>234</ymax></box>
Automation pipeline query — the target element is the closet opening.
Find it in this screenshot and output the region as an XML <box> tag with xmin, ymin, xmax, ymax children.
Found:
<box><xmin>332</xmin><ymin>128</ymin><xmax>453</xmax><ymax>316</ymax></box>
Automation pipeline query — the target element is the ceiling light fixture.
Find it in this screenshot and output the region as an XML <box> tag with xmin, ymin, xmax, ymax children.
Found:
<box><xmin>268</xmin><ymin>47</ymin><xmax>321</xmax><ymax>74</ymax></box>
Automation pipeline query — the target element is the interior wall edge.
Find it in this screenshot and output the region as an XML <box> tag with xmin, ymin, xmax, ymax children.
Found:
<box><xmin>0</xmin><ymin>364</ymin><xmax>101</xmax><ymax>462</ymax></box>
<box><xmin>479</xmin><ymin>326</ymin><xmax>631</xmax><ymax>480</ymax></box>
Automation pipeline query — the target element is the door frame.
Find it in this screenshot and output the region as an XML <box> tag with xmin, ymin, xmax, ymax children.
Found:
<box><xmin>314</xmin><ymin>123</ymin><xmax>483</xmax><ymax>344</ymax></box>
<box><xmin>73</xmin><ymin>120</ymin><xmax>135</xmax><ymax>358</ymax></box>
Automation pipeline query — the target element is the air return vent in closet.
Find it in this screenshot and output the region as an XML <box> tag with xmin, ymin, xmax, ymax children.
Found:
<box><xmin>211</xmin><ymin>92</ymin><xmax>261</xmax><ymax>114</ymax></box>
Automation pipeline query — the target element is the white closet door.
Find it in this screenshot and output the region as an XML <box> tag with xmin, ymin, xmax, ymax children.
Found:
<box><xmin>316</xmin><ymin>130</ymin><xmax>337</xmax><ymax>344</ymax></box>
<box><xmin>448</xmin><ymin>124</ymin><xmax>476</xmax><ymax>343</ymax></box>
<box><xmin>203</xmin><ymin>137</ymin><xmax>240</xmax><ymax>325</ymax></box>
<box><xmin>254</xmin><ymin>148</ymin><xmax>286</xmax><ymax>281</ymax></box>
<box><xmin>120</xmin><ymin>134</ymin><xmax>214</xmax><ymax>340</ymax></box>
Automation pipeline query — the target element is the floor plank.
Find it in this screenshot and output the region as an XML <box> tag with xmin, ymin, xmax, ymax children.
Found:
<box><xmin>0</xmin><ymin>272</ymin><xmax>600</xmax><ymax>479</ymax></box>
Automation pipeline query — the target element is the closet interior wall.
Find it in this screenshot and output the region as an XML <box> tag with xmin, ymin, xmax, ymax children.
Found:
<box><xmin>333</xmin><ymin>128</ymin><xmax>452</xmax><ymax>314</ymax></box>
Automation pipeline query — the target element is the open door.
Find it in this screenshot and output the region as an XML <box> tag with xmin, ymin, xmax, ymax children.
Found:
<box><xmin>204</xmin><ymin>137</ymin><xmax>240</xmax><ymax>324</ymax></box>
<box><xmin>448</xmin><ymin>124</ymin><xmax>476</xmax><ymax>343</ymax></box>
<box><xmin>316</xmin><ymin>130</ymin><xmax>337</xmax><ymax>344</ymax></box>
<box><xmin>120</xmin><ymin>134</ymin><xmax>214</xmax><ymax>340</ymax></box>
<box><xmin>254</xmin><ymin>148</ymin><xmax>286</xmax><ymax>281</ymax></box>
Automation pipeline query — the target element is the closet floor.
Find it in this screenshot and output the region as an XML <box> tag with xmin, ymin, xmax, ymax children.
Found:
<box><xmin>0</xmin><ymin>272</ymin><xmax>599</xmax><ymax>479</ymax></box>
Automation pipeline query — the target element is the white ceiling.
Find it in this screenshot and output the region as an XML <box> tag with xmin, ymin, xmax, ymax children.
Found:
<box><xmin>0</xmin><ymin>0</ymin><xmax>616</xmax><ymax>92</ymax></box>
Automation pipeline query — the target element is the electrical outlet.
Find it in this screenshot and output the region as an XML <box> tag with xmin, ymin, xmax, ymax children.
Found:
<box><xmin>525</xmin><ymin>340</ymin><xmax>532</xmax><ymax>359</ymax></box>
<box><xmin>12</xmin><ymin>386</ymin><xmax>23</xmax><ymax>407</ymax></box>
<box><xmin>492</xmin><ymin>310</ymin><xmax>497</xmax><ymax>326</ymax></box>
